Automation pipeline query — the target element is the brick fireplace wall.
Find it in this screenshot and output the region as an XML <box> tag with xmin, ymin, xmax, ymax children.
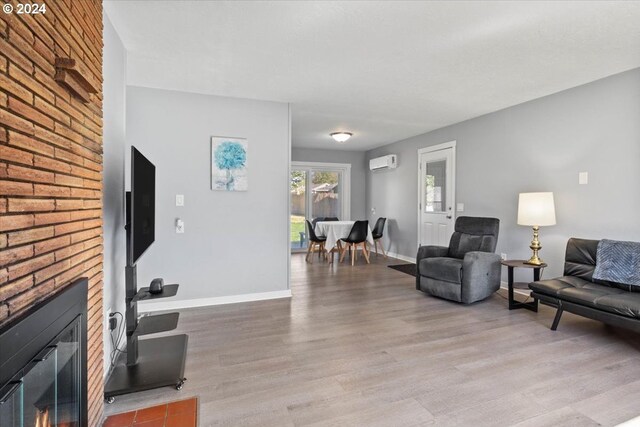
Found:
<box><xmin>0</xmin><ymin>1</ymin><xmax>104</xmax><ymax>425</ymax></box>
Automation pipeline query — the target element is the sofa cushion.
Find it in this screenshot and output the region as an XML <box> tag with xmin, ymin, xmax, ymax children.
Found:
<box><xmin>557</xmin><ymin>283</ymin><xmax>625</xmax><ymax>309</ymax></box>
<box><xmin>595</xmin><ymin>293</ymin><xmax>640</xmax><ymax>319</ymax></box>
<box><xmin>420</xmin><ymin>257</ymin><xmax>463</xmax><ymax>284</ymax></box>
<box><xmin>529</xmin><ymin>276</ymin><xmax>592</xmax><ymax>297</ymax></box>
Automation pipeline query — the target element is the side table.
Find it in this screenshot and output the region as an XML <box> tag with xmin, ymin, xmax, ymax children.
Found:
<box><xmin>501</xmin><ymin>260</ymin><xmax>547</xmax><ymax>312</ymax></box>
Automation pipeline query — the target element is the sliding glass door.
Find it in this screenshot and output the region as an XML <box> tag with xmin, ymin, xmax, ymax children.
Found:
<box><xmin>290</xmin><ymin>162</ymin><xmax>351</xmax><ymax>252</ymax></box>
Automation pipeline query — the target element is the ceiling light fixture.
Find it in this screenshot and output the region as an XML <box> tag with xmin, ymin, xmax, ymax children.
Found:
<box><xmin>330</xmin><ymin>132</ymin><xmax>352</xmax><ymax>143</ymax></box>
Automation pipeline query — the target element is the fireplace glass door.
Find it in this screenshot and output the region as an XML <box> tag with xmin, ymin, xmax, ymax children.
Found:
<box><xmin>0</xmin><ymin>316</ymin><xmax>82</xmax><ymax>427</ymax></box>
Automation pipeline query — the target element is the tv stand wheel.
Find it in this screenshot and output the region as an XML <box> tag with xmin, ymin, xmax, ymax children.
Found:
<box><xmin>176</xmin><ymin>378</ymin><xmax>186</xmax><ymax>390</ymax></box>
<box><xmin>105</xmin><ymin>396</ymin><xmax>115</xmax><ymax>404</ymax></box>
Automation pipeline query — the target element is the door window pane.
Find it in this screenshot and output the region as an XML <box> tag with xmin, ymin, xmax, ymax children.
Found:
<box><xmin>425</xmin><ymin>160</ymin><xmax>446</xmax><ymax>213</ymax></box>
<box><xmin>290</xmin><ymin>170</ymin><xmax>307</xmax><ymax>249</ymax></box>
<box><xmin>311</xmin><ymin>171</ymin><xmax>340</xmax><ymax>220</ymax></box>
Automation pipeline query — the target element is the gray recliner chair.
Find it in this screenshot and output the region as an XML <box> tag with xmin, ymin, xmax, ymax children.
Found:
<box><xmin>416</xmin><ymin>216</ymin><xmax>501</xmax><ymax>304</ymax></box>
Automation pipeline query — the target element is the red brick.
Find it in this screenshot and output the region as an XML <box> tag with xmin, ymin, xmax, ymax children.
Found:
<box><xmin>7</xmin><ymin>253</ymin><xmax>54</xmax><ymax>281</ymax></box>
<box><xmin>70</xmin><ymin>187</ymin><xmax>98</xmax><ymax>198</ymax></box>
<box><xmin>55</xmin><ymin>173</ymin><xmax>83</xmax><ymax>187</ymax></box>
<box><xmin>34</xmin><ymin>211</ymin><xmax>71</xmax><ymax>226</ymax></box>
<box><xmin>35</xmin><ymin>258</ymin><xmax>71</xmax><ymax>282</ymax></box>
<box><xmin>83</xmin><ymin>199</ymin><xmax>101</xmax><ymax>209</ymax></box>
<box><xmin>35</xmin><ymin>97</ymin><xmax>71</xmax><ymax>127</ymax></box>
<box><xmin>9</xmin><ymin>131</ymin><xmax>54</xmax><ymax>156</ymax></box>
<box><xmin>8</xmin><ymin>226</ymin><xmax>54</xmax><ymax>246</ymax></box>
<box><xmin>34</xmin><ymin>125</ymin><xmax>73</xmax><ymax>150</ymax></box>
<box><xmin>34</xmin><ymin>155</ymin><xmax>72</xmax><ymax>174</ymax></box>
<box><xmin>0</xmin><ymin>108</ymin><xmax>35</xmax><ymax>135</ymax></box>
<box><xmin>5</xmin><ymin>164</ymin><xmax>55</xmax><ymax>184</ymax></box>
<box><xmin>55</xmin><ymin>199</ymin><xmax>83</xmax><ymax>211</ymax></box>
<box><xmin>0</xmin><ymin>73</ymin><xmax>33</xmax><ymax>104</ymax></box>
<box><xmin>0</xmin><ymin>37</ymin><xmax>33</xmax><ymax>73</ymax></box>
<box><xmin>7</xmin><ymin>279</ymin><xmax>55</xmax><ymax>313</ymax></box>
<box><xmin>0</xmin><ymin>213</ymin><xmax>35</xmax><ymax>232</ymax></box>
<box><xmin>0</xmin><ymin>145</ymin><xmax>33</xmax><ymax>166</ymax></box>
<box><xmin>34</xmin><ymin>235</ymin><xmax>70</xmax><ymax>255</ymax></box>
<box><xmin>69</xmin><ymin>209</ymin><xmax>100</xmax><ymax>221</ymax></box>
<box><xmin>8</xmin><ymin>97</ymin><xmax>55</xmax><ymax>130</ymax></box>
<box><xmin>0</xmin><ymin>245</ymin><xmax>34</xmax><ymax>267</ymax></box>
<box><xmin>55</xmin><ymin>147</ymin><xmax>84</xmax><ymax>166</ymax></box>
<box><xmin>34</xmin><ymin>184</ymin><xmax>71</xmax><ymax>197</ymax></box>
<box><xmin>54</xmin><ymin>221</ymin><xmax>83</xmax><ymax>235</ymax></box>
<box><xmin>0</xmin><ymin>275</ymin><xmax>34</xmax><ymax>301</ymax></box>
<box><xmin>7</xmin><ymin>198</ymin><xmax>55</xmax><ymax>212</ymax></box>
<box><xmin>8</xmin><ymin>29</ymin><xmax>53</xmax><ymax>75</ymax></box>
<box><xmin>8</xmin><ymin>63</ymin><xmax>54</xmax><ymax>105</ymax></box>
<box><xmin>0</xmin><ymin>180</ymin><xmax>34</xmax><ymax>196</ymax></box>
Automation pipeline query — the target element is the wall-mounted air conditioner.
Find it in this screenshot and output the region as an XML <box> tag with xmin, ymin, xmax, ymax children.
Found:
<box><xmin>369</xmin><ymin>154</ymin><xmax>397</xmax><ymax>171</ymax></box>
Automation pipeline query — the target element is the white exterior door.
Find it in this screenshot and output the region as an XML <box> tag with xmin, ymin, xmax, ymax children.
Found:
<box><xmin>418</xmin><ymin>143</ymin><xmax>455</xmax><ymax>248</ymax></box>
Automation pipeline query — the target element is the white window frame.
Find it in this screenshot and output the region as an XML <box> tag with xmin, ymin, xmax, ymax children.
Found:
<box><xmin>291</xmin><ymin>161</ymin><xmax>351</xmax><ymax>222</ymax></box>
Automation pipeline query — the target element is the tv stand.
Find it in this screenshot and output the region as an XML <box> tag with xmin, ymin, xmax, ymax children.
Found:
<box><xmin>104</xmin><ymin>197</ymin><xmax>188</xmax><ymax>402</ymax></box>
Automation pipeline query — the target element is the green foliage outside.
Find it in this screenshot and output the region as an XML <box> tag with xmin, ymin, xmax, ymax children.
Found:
<box><xmin>291</xmin><ymin>215</ymin><xmax>306</xmax><ymax>244</ymax></box>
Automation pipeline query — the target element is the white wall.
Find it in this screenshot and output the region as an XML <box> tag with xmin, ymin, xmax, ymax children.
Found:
<box><xmin>291</xmin><ymin>147</ymin><xmax>367</xmax><ymax>220</ymax></box>
<box><xmin>366</xmin><ymin>68</ymin><xmax>640</xmax><ymax>280</ymax></box>
<box><xmin>126</xmin><ymin>86</ymin><xmax>291</xmax><ymax>310</ymax></box>
<box><xmin>102</xmin><ymin>13</ymin><xmax>127</xmax><ymax>376</ymax></box>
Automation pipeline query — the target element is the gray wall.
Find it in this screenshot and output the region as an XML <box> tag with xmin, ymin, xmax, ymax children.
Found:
<box><xmin>102</xmin><ymin>13</ymin><xmax>127</xmax><ymax>375</ymax></box>
<box><xmin>291</xmin><ymin>147</ymin><xmax>367</xmax><ymax>220</ymax></box>
<box><xmin>126</xmin><ymin>86</ymin><xmax>291</xmax><ymax>305</ymax></box>
<box><xmin>366</xmin><ymin>68</ymin><xmax>640</xmax><ymax>279</ymax></box>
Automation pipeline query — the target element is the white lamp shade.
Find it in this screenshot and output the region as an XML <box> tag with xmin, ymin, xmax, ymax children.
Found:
<box><xmin>517</xmin><ymin>192</ymin><xmax>556</xmax><ymax>226</ymax></box>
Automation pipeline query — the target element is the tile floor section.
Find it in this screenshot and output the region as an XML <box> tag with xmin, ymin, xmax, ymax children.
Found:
<box><xmin>103</xmin><ymin>397</ymin><xmax>197</xmax><ymax>427</ymax></box>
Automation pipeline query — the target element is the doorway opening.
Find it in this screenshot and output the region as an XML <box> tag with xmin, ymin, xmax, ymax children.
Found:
<box><xmin>290</xmin><ymin>162</ymin><xmax>351</xmax><ymax>252</ymax></box>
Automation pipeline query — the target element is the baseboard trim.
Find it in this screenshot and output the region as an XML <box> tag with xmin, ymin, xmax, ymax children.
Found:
<box><xmin>139</xmin><ymin>289</ymin><xmax>292</xmax><ymax>312</ymax></box>
<box><xmin>386</xmin><ymin>251</ymin><xmax>416</xmax><ymax>264</ymax></box>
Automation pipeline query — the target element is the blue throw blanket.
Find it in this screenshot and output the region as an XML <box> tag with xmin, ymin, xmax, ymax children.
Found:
<box><xmin>593</xmin><ymin>239</ymin><xmax>640</xmax><ymax>286</ymax></box>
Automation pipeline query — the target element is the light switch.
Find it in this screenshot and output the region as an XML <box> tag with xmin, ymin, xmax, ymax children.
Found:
<box><xmin>579</xmin><ymin>172</ymin><xmax>588</xmax><ymax>185</ymax></box>
<box><xmin>176</xmin><ymin>194</ymin><xmax>184</xmax><ymax>206</ymax></box>
<box><xmin>176</xmin><ymin>219</ymin><xmax>184</xmax><ymax>233</ymax></box>
<box><xmin>456</xmin><ymin>203</ymin><xmax>464</xmax><ymax>212</ymax></box>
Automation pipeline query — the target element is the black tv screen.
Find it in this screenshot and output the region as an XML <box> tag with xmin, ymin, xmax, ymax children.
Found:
<box><xmin>130</xmin><ymin>146</ymin><xmax>155</xmax><ymax>265</ymax></box>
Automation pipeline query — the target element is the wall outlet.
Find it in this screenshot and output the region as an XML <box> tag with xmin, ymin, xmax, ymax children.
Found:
<box><xmin>456</xmin><ymin>203</ymin><xmax>464</xmax><ymax>212</ymax></box>
<box><xmin>579</xmin><ymin>172</ymin><xmax>588</xmax><ymax>185</ymax></box>
<box><xmin>176</xmin><ymin>194</ymin><xmax>184</xmax><ymax>206</ymax></box>
<box><xmin>500</xmin><ymin>253</ymin><xmax>508</xmax><ymax>261</ymax></box>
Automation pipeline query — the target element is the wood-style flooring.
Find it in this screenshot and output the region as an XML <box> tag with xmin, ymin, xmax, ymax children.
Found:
<box><xmin>105</xmin><ymin>253</ymin><xmax>640</xmax><ymax>426</ymax></box>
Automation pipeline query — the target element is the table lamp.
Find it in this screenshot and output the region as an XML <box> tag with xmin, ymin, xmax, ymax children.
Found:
<box><xmin>517</xmin><ymin>192</ymin><xmax>556</xmax><ymax>265</ymax></box>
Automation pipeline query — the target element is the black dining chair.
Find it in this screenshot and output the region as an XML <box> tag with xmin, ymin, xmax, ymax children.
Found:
<box><xmin>339</xmin><ymin>220</ymin><xmax>370</xmax><ymax>265</ymax></box>
<box><xmin>372</xmin><ymin>217</ymin><xmax>387</xmax><ymax>258</ymax></box>
<box><xmin>311</xmin><ymin>217</ymin><xmax>325</xmax><ymax>228</ymax></box>
<box><xmin>305</xmin><ymin>220</ymin><xmax>327</xmax><ymax>263</ymax></box>
<box><xmin>324</xmin><ymin>217</ymin><xmax>339</xmax><ymax>221</ymax></box>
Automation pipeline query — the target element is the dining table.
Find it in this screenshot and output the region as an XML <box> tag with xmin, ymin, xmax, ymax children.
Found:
<box><xmin>315</xmin><ymin>220</ymin><xmax>374</xmax><ymax>263</ymax></box>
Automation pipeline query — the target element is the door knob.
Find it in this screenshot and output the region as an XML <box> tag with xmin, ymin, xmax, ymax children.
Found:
<box><xmin>446</xmin><ymin>215</ymin><xmax>452</xmax><ymax>219</ymax></box>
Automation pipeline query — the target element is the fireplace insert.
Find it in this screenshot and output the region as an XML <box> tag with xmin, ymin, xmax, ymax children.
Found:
<box><xmin>0</xmin><ymin>278</ymin><xmax>88</xmax><ymax>427</ymax></box>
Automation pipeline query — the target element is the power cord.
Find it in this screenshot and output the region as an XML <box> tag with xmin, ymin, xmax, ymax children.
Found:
<box><xmin>109</xmin><ymin>312</ymin><xmax>126</xmax><ymax>367</ymax></box>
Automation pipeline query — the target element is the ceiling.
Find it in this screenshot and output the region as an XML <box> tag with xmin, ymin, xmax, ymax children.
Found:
<box><xmin>104</xmin><ymin>1</ymin><xmax>640</xmax><ymax>151</ymax></box>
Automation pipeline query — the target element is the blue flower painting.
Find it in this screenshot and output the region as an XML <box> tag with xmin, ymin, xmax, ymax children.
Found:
<box><xmin>211</xmin><ymin>137</ymin><xmax>248</xmax><ymax>191</ymax></box>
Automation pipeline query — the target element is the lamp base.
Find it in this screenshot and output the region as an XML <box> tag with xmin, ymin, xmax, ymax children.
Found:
<box><xmin>524</xmin><ymin>256</ymin><xmax>544</xmax><ymax>266</ymax></box>
<box><xmin>525</xmin><ymin>225</ymin><xmax>544</xmax><ymax>266</ymax></box>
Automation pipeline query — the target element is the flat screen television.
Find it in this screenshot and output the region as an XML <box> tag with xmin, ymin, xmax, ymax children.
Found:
<box><xmin>128</xmin><ymin>146</ymin><xmax>155</xmax><ymax>265</ymax></box>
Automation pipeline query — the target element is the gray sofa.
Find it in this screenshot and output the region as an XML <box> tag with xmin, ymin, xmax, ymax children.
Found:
<box><xmin>529</xmin><ymin>238</ymin><xmax>640</xmax><ymax>332</ymax></box>
<box><xmin>416</xmin><ymin>217</ymin><xmax>501</xmax><ymax>304</ymax></box>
